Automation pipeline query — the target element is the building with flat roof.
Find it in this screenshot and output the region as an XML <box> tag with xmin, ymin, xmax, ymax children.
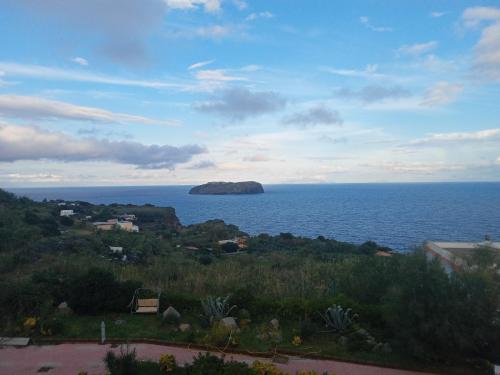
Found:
<box><xmin>60</xmin><ymin>209</ymin><xmax>74</xmax><ymax>217</ymax></box>
<box><xmin>424</xmin><ymin>240</ymin><xmax>500</xmax><ymax>274</ymax></box>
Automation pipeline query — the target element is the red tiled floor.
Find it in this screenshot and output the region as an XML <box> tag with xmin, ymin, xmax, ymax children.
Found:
<box><xmin>0</xmin><ymin>343</ymin><xmax>438</xmax><ymax>375</ymax></box>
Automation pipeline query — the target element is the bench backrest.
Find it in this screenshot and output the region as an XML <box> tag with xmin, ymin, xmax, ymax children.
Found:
<box><xmin>137</xmin><ymin>298</ymin><xmax>159</xmax><ymax>308</ymax></box>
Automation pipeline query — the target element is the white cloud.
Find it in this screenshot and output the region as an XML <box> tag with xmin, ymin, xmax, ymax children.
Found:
<box><xmin>321</xmin><ymin>64</ymin><xmax>386</xmax><ymax>79</ymax></box>
<box><xmin>0</xmin><ymin>95</ymin><xmax>178</xmax><ymax>126</ymax></box>
<box><xmin>194</xmin><ymin>25</ymin><xmax>232</xmax><ymax>38</ymax></box>
<box><xmin>13</xmin><ymin>0</ymin><xmax>167</xmax><ymax>66</ymax></box>
<box><xmin>0</xmin><ymin>62</ymin><xmax>186</xmax><ymax>89</ymax></box>
<box><xmin>71</xmin><ymin>57</ymin><xmax>88</xmax><ymax>66</ymax></box>
<box><xmin>188</xmin><ymin>59</ymin><xmax>215</xmax><ymax>70</ymax></box>
<box><xmin>195</xmin><ymin>87</ymin><xmax>287</xmax><ymax>120</ymax></box>
<box><xmin>246</xmin><ymin>11</ymin><xmax>274</xmax><ymax>21</ymax></box>
<box><xmin>0</xmin><ymin>173</ymin><xmax>63</xmax><ymax>182</ymax></box>
<box><xmin>397</xmin><ymin>41</ymin><xmax>438</xmax><ymax>56</ymax></box>
<box><xmin>243</xmin><ymin>154</ymin><xmax>271</xmax><ymax>162</ymax></box>
<box><xmin>420</xmin><ymin>81</ymin><xmax>464</xmax><ymax>106</ymax></box>
<box><xmin>430</xmin><ymin>11</ymin><xmax>447</xmax><ymax>18</ymax></box>
<box><xmin>194</xmin><ymin>69</ymin><xmax>247</xmax><ymax>82</ymax></box>
<box><xmin>282</xmin><ymin>105</ymin><xmax>343</xmax><ymax>127</ymax></box>
<box><xmin>165</xmin><ymin>0</ymin><xmax>221</xmax><ymax>13</ymax></box>
<box><xmin>409</xmin><ymin>128</ymin><xmax>500</xmax><ymax>146</ymax></box>
<box><xmin>463</xmin><ymin>6</ymin><xmax>500</xmax><ymax>80</ymax></box>
<box><xmin>462</xmin><ymin>6</ymin><xmax>500</xmax><ymax>28</ymax></box>
<box><xmin>363</xmin><ymin>161</ymin><xmax>466</xmax><ymax>174</ymax></box>
<box><xmin>232</xmin><ymin>0</ymin><xmax>247</xmax><ymax>10</ymax></box>
<box><xmin>0</xmin><ymin>123</ymin><xmax>205</xmax><ymax>169</ymax></box>
<box><xmin>359</xmin><ymin>16</ymin><xmax>393</xmax><ymax>32</ymax></box>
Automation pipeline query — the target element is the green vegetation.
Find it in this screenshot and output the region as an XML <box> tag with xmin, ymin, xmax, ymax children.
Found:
<box><xmin>106</xmin><ymin>350</ymin><xmax>329</xmax><ymax>375</ymax></box>
<box><xmin>1</xmin><ymin>188</ymin><xmax>499</xmax><ymax>374</ymax></box>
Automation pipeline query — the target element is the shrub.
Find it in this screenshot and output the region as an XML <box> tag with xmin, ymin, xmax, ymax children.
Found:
<box><xmin>320</xmin><ymin>305</ymin><xmax>357</xmax><ymax>333</ymax></box>
<box><xmin>40</xmin><ymin>316</ymin><xmax>64</xmax><ymax>336</ymax></box>
<box><xmin>104</xmin><ymin>345</ymin><xmax>139</xmax><ymax>375</ymax></box>
<box><xmin>201</xmin><ymin>295</ymin><xmax>236</xmax><ymax>325</ymax></box>
<box><xmin>198</xmin><ymin>255</ymin><xmax>213</xmax><ymax>265</ymax></box>
<box><xmin>299</xmin><ymin>320</ymin><xmax>318</xmax><ymax>340</ymax></box>
<box><xmin>60</xmin><ymin>216</ymin><xmax>74</xmax><ymax>226</ymax></box>
<box><xmin>251</xmin><ymin>361</ymin><xmax>286</xmax><ymax>375</ymax></box>
<box><xmin>159</xmin><ymin>354</ymin><xmax>177</xmax><ymax>373</ymax></box>
<box><xmin>68</xmin><ymin>268</ymin><xmax>140</xmax><ymax>314</ymax></box>
<box><xmin>203</xmin><ymin>321</ymin><xmax>237</xmax><ymax>347</ymax></box>
<box><xmin>187</xmin><ymin>353</ymin><xmax>255</xmax><ymax>375</ymax></box>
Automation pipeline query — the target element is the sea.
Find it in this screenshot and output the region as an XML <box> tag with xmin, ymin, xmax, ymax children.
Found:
<box><xmin>7</xmin><ymin>182</ymin><xmax>500</xmax><ymax>251</ymax></box>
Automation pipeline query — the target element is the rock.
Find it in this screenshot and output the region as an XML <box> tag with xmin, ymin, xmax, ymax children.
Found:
<box><xmin>114</xmin><ymin>319</ymin><xmax>126</xmax><ymax>326</ymax></box>
<box><xmin>179</xmin><ymin>323</ymin><xmax>191</xmax><ymax>332</ymax></box>
<box><xmin>189</xmin><ymin>181</ymin><xmax>264</xmax><ymax>195</ymax></box>
<box><xmin>270</xmin><ymin>318</ymin><xmax>280</xmax><ymax>330</ymax></box>
<box><xmin>220</xmin><ymin>317</ymin><xmax>240</xmax><ymax>332</ymax></box>
<box><xmin>57</xmin><ymin>301</ymin><xmax>73</xmax><ymax>315</ymax></box>
<box><xmin>162</xmin><ymin>306</ymin><xmax>181</xmax><ymax>323</ymax></box>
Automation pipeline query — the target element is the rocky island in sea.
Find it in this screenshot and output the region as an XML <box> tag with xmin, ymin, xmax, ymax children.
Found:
<box><xmin>189</xmin><ymin>181</ymin><xmax>264</xmax><ymax>195</ymax></box>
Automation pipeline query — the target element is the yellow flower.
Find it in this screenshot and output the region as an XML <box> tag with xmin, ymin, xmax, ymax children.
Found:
<box><xmin>159</xmin><ymin>353</ymin><xmax>177</xmax><ymax>373</ymax></box>
<box><xmin>251</xmin><ymin>360</ymin><xmax>286</xmax><ymax>375</ymax></box>
<box><xmin>23</xmin><ymin>317</ymin><xmax>37</xmax><ymax>329</ymax></box>
<box><xmin>291</xmin><ymin>336</ymin><xmax>302</xmax><ymax>346</ymax></box>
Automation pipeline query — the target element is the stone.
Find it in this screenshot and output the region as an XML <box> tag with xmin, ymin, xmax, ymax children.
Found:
<box><xmin>338</xmin><ymin>336</ymin><xmax>348</xmax><ymax>346</ymax></box>
<box><xmin>162</xmin><ymin>306</ymin><xmax>181</xmax><ymax>322</ymax></box>
<box><xmin>57</xmin><ymin>301</ymin><xmax>73</xmax><ymax>315</ymax></box>
<box><xmin>270</xmin><ymin>318</ymin><xmax>279</xmax><ymax>330</ymax></box>
<box><xmin>114</xmin><ymin>320</ymin><xmax>126</xmax><ymax>325</ymax></box>
<box><xmin>220</xmin><ymin>317</ymin><xmax>239</xmax><ymax>332</ymax></box>
<box><xmin>179</xmin><ymin>323</ymin><xmax>191</xmax><ymax>332</ymax></box>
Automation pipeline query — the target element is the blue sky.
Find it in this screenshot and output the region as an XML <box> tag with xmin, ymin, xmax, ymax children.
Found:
<box><xmin>1</xmin><ymin>0</ymin><xmax>500</xmax><ymax>186</ymax></box>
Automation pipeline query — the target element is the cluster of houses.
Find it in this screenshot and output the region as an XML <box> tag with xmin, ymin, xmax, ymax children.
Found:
<box><xmin>93</xmin><ymin>214</ymin><xmax>139</xmax><ymax>233</ymax></box>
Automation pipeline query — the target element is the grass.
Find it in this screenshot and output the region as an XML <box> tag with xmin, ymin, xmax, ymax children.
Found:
<box><xmin>38</xmin><ymin>314</ymin><xmax>453</xmax><ymax>374</ymax></box>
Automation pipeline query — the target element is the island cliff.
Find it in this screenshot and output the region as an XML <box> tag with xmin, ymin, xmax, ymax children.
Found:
<box><xmin>189</xmin><ymin>181</ymin><xmax>264</xmax><ymax>195</ymax></box>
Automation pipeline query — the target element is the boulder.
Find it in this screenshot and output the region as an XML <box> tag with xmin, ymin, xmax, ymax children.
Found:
<box><xmin>57</xmin><ymin>301</ymin><xmax>73</xmax><ymax>315</ymax></box>
<box><xmin>220</xmin><ymin>317</ymin><xmax>239</xmax><ymax>332</ymax></box>
<box><xmin>162</xmin><ymin>306</ymin><xmax>181</xmax><ymax>323</ymax></box>
<box><xmin>270</xmin><ymin>318</ymin><xmax>279</xmax><ymax>330</ymax></box>
<box><xmin>179</xmin><ymin>323</ymin><xmax>191</xmax><ymax>332</ymax></box>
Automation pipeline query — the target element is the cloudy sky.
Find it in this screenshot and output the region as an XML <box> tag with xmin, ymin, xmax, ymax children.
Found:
<box><xmin>1</xmin><ymin>0</ymin><xmax>500</xmax><ymax>186</ymax></box>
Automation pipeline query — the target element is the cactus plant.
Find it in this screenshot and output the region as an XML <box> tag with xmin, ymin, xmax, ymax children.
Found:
<box><xmin>201</xmin><ymin>295</ymin><xmax>236</xmax><ymax>325</ymax></box>
<box><xmin>320</xmin><ymin>305</ymin><xmax>357</xmax><ymax>333</ymax></box>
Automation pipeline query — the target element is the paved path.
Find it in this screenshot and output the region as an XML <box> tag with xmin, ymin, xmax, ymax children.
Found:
<box><xmin>0</xmin><ymin>343</ymin><xmax>437</xmax><ymax>375</ymax></box>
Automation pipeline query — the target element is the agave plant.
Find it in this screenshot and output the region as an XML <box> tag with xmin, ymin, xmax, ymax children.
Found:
<box><xmin>320</xmin><ymin>304</ymin><xmax>357</xmax><ymax>333</ymax></box>
<box><xmin>201</xmin><ymin>295</ymin><xmax>237</xmax><ymax>325</ymax></box>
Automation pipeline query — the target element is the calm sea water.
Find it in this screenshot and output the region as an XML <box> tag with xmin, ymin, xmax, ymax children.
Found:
<box><xmin>8</xmin><ymin>183</ymin><xmax>500</xmax><ymax>251</ymax></box>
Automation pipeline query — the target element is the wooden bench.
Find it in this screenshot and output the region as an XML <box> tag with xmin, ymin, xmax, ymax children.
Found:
<box><xmin>135</xmin><ymin>298</ymin><xmax>159</xmax><ymax>314</ymax></box>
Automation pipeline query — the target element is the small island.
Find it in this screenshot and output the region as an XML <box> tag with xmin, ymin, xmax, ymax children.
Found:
<box><xmin>189</xmin><ymin>181</ymin><xmax>264</xmax><ymax>195</ymax></box>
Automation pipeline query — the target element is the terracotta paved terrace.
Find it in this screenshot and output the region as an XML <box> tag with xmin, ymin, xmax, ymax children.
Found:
<box><xmin>0</xmin><ymin>343</ymin><xmax>438</xmax><ymax>375</ymax></box>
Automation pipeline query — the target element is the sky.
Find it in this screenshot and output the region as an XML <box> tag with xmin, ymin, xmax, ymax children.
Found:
<box><xmin>1</xmin><ymin>0</ymin><xmax>500</xmax><ymax>187</ymax></box>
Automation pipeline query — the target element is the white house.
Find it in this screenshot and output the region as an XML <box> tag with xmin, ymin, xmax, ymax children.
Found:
<box><xmin>60</xmin><ymin>210</ymin><xmax>74</xmax><ymax>217</ymax></box>
<box><xmin>109</xmin><ymin>246</ymin><xmax>123</xmax><ymax>253</ymax></box>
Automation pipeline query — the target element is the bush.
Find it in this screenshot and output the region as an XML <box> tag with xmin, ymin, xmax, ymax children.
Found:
<box><xmin>60</xmin><ymin>216</ymin><xmax>74</xmax><ymax>226</ymax></box>
<box><xmin>187</xmin><ymin>353</ymin><xmax>255</xmax><ymax>375</ymax></box>
<box><xmin>300</xmin><ymin>320</ymin><xmax>318</xmax><ymax>340</ymax></box>
<box><xmin>159</xmin><ymin>354</ymin><xmax>177</xmax><ymax>373</ymax></box>
<box><xmin>198</xmin><ymin>255</ymin><xmax>213</xmax><ymax>265</ymax></box>
<box><xmin>68</xmin><ymin>268</ymin><xmax>140</xmax><ymax>314</ymax></box>
<box><xmin>40</xmin><ymin>316</ymin><xmax>64</xmax><ymax>336</ymax></box>
<box><xmin>203</xmin><ymin>322</ymin><xmax>237</xmax><ymax>347</ymax></box>
<box><xmin>104</xmin><ymin>346</ymin><xmax>139</xmax><ymax>375</ymax></box>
